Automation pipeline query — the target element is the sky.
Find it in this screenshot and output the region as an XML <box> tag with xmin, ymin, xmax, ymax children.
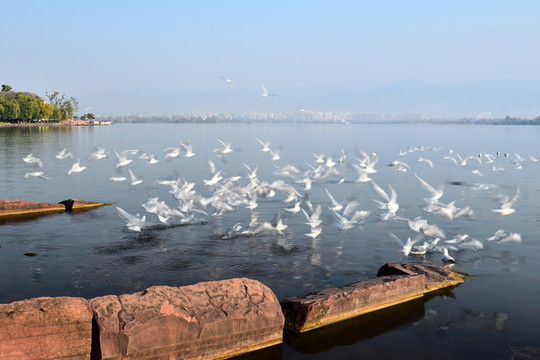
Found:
<box><xmin>3</xmin><ymin>0</ymin><xmax>540</xmax><ymax>117</ymax></box>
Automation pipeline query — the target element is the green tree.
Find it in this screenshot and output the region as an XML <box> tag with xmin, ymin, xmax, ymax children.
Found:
<box><xmin>39</xmin><ymin>101</ymin><xmax>54</xmax><ymax>120</ymax></box>
<box><xmin>17</xmin><ymin>93</ymin><xmax>40</xmax><ymax>121</ymax></box>
<box><xmin>1</xmin><ymin>84</ymin><xmax>12</xmax><ymax>92</ymax></box>
<box><xmin>45</xmin><ymin>91</ymin><xmax>78</xmax><ymax>119</ymax></box>
<box><xmin>0</xmin><ymin>96</ymin><xmax>20</xmax><ymax>120</ymax></box>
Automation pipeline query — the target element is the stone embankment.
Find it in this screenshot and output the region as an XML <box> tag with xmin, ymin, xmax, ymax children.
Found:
<box><xmin>0</xmin><ymin>264</ymin><xmax>465</xmax><ymax>359</ymax></box>
<box><xmin>0</xmin><ymin>199</ymin><xmax>106</xmax><ymax>219</ymax></box>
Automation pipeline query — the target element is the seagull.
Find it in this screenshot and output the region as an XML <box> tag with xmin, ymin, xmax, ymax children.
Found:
<box><xmin>491</xmin><ymin>187</ymin><xmax>519</xmax><ymax>215</ymax></box>
<box><xmin>441</xmin><ymin>248</ymin><xmax>455</xmax><ymax>265</ymax></box>
<box><xmin>284</xmin><ymin>199</ymin><xmax>302</xmax><ymax>214</ymax></box>
<box><xmin>128</xmin><ymin>169</ymin><xmax>143</xmax><ymax>186</ymax></box>
<box><xmin>180</xmin><ymin>141</ymin><xmax>196</xmax><ymax>158</ymax></box>
<box><xmin>310</xmin><ymin>151</ymin><xmax>326</xmax><ymax>164</ymax></box>
<box><xmin>388</xmin><ymin>232</ymin><xmax>422</xmax><ymax>258</ymax></box>
<box><xmin>213</xmin><ymin>138</ymin><xmax>234</xmax><ymax>155</ymax></box>
<box><xmin>325</xmin><ymin>187</ymin><xmax>344</xmax><ymax>212</ymax></box>
<box><xmin>142</xmin><ymin>153</ymin><xmax>159</xmax><ymax>164</ymax></box>
<box><xmin>24</xmin><ymin>171</ymin><xmax>49</xmax><ymax>180</ymax></box>
<box><xmin>416</xmin><ymin>156</ymin><xmax>433</xmax><ymax>168</ymax></box>
<box><xmin>301</xmin><ymin>204</ymin><xmax>323</xmax><ymax>229</ymax></box>
<box><xmin>371</xmin><ymin>181</ymin><xmax>399</xmax><ymax>220</ymax></box>
<box><xmin>22</xmin><ymin>154</ymin><xmax>42</xmax><ymax>168</ymax></box>
<box><xmin>115</xmin><ymin>206</ymin><xmax>148</xmax><ymax>232</ymax></box>
<box><xmin>68</xmin><ymin>159</ymin><xmax>87</xmax><ymax>175</ymax></box>
<box><xmin>113</xmin><ymin>150</ymin><xmax>133</xmax><ymax>167</ymax></box>
<box><xmin>255</xmin><ymin>138</ymin><xmax>272</xmax><ymax>152</ymax></box>
<box><xmin>471</xmin><ymin>169</ymin><xmax>484</xmax><ymax>177</ymax></box>
<box><xmin>110</xmin><ymin>173</ymin><xmax>127</xmax><ymax>182</ymax></box>
<box><xmin>269</xmin><ymin>148</ymin><xmax>281</xmax><ymax>161</ymax></box>
<box><xmin>89</xmin><ymin>147</ymin><xmax>108</xmax><ymax>160</ymax></box>
<box><xmin>163</xmin><ymin>147</ymin><xmax>181</xmax><ymax>160</ymax></box>
<box><xmin>414</xmin><ymin>173</ymin><xmax>445</xmax><ymax>204</ymax></box>
<box><xmin>305</xmin><ymin>226</ymin><xmax>322</xmax><ymax>239</ymax></box>
<box><xmin>220</xmin><ymin>76</ymin><xmax>239</xmax><ymax>87</ymax></box>
<box><xmin>55</xmin><ymin>148</ymin><xmax>73</xmax><ymax>160</ymax></box>
<box><xmin>260</xmin><ymin>84</ymin><xmax>277</xmax><ymax>98</ymax></box>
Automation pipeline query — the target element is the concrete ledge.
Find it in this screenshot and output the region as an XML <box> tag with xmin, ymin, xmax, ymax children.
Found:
<box><xmin>0</xmin><ymin>297</ymin><xmax>93</xmax><ymax>360</ymax></box>
<box><xmin>90</xmin><ymin>278</ymin><xmax>284</xmax><ymax>360</ymax></box>
<box><xmin>0</xmin><ymin>198</ymin><xmax>105</xmax><ymax>219</ymax></box>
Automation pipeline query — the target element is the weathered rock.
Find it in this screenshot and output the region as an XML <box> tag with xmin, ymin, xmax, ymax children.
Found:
<box><xmin>0</xmin><ymin>297</ymin><xmax>93</xmax><ymax>360</ymax></box>
<box><xmin>281</xmin><ymin>275</ymin><xmax>425</xmax><ymax>333</ymax></box>
<box><xmin>376</xmin><ymin>263</ymin><xmax>465</xmax><ymax>293</ymax></box>
<box><xmin>284</xmin><ymin>297</ymin><xmax>425</xmax><ymax>353</ymax></box>
<box><xmin>0</xmin><ymin>198</ymin><xmax>105</xmax><ymax>218</ymax></box>
<box><xmin>90</xmin><ymin>278</ymin><xmax>284</xmax><ymax>360</ymax></box>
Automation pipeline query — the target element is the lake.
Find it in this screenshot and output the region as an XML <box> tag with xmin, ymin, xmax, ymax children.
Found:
<box><xmin>1</xmin><ymin>123</ymin><xmax>539</xmax><ymax>359</ymax></box>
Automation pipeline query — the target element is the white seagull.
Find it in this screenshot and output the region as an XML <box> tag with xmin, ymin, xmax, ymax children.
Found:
<box><xmin>23</xmin><ymin>154</ymin><xmax>43</xmax><ymax>168</ymax></box>
<box><xmin>68</xmin><ymin>159</ymin><xmax>87</xmax><ymax>175</ymax></box>
<box><xmin>491</xmin><ymin>187</ymin><xmax>519</xmax><ymax>215</ymax></box>
<box><xmin>128</xmin><ymin>169</ymin><xmax>143</xmax><ymax>186</ymax></box>
<box><xmin>55</xmin><ymin>148</ymin><xmax>73</xmax><ymax>160</ymax></box>
<box><xmin>180</xmin><ymin>141</ymin><xmax>196</xmax><ymax>158</ymax></box>
<box><xmin>24</xmin><ymin>171</ymin><xmax>49</xmax><ymax>180</ymax></box>
<box><xmin>414</xmin><ymin>173</ymin><xmax>445</xmax><ymax>204</ymax></box>
<box><xmin>261</xmin><ymin>84</ymin><xmax>277</xmax><ymax>98</ymax></box>
<box><xmin>441</xmin><ymin>248</ymin><xmax>455</xmax><ymax>265</ymax></box>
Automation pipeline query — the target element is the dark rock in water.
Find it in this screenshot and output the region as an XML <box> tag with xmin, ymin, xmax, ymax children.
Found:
<box><xmin>0</xmin><ymin>297</ymin><xmax>93</xmax><ymax>359</ymax></box>
<box><xmin>90</xmin><ymin>278</ymin><xmax>284</xmax><ymax>359</ymax></box>
<box><xmin>58</xmin><ymin>199</ymin><xmax>75</xmax><ymax>211</ymax></box>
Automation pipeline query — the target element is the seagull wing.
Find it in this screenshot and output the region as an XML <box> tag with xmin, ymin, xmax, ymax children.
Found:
<box><xmin>371</xmin><ymin>181</ymin><xmax>390</xmax><ymax>202</ymax></box>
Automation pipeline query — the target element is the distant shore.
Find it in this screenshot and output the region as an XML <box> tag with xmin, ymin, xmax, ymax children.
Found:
<box><xmin>0</xmin><ymin>121</ymin><xmax>112</xmax><ymax>127</ymax></box>
<box><xmin>0</xmin><ymin>122</ymin><xmax>62</xmax><ymax>127</ymax></box>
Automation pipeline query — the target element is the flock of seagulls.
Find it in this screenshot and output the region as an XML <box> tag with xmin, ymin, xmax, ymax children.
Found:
<box><xmin>20</xmin><ymin>137</ymin><xmax>533</xmax><ymax>268</ymax></box>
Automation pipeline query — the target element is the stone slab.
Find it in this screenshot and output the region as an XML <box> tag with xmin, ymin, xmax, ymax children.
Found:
<box><xmin>0</xmin><ymin>198</ymin><xmax>105</xmax><ymax>218</ymax></box>
<box><xmin>281</xmin><ymin>274</ymin><xmax>426</xmax><ymax>333</ymax></box>
<box><xmin>376</xmin><ymin>263</ymin><xmax>465</xmax><ymax>293</ymax></box>
<box><xmin>90</xmin><ymin>278</ymin><xmax>284</xmax><ymax>360</ymax></box>
<box><xmin>0</xmin><ymin>297</ymin><xmax>93</xmax><ymax>360</ymax></box>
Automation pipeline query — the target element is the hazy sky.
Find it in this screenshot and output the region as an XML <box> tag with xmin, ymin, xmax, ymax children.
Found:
<box><xmin>3</xmin><ymin>1</ymin><xmax>540</xmax><ymax>115</ymax></box>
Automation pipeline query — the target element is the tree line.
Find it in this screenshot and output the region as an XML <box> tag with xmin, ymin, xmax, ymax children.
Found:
<box><xmin>0</xmin><ymin>84</ymin><xmax>79</xmax><ymax>122</ymax></box>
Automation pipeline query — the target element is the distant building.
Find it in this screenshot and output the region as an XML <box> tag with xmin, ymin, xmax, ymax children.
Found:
<box><xmin>61</xmin><ymin>119</ymin><xmax>91</xmax><ymax>126</ymax></box>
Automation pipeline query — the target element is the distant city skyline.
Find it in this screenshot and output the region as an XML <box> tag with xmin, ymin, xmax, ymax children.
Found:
<box><xmin>3</xmin><ymin>1</ymin><xmax>540</xmax><ymax>117</ymax></box>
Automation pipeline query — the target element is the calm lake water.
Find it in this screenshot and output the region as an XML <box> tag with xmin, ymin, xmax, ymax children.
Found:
<box><xmin>1</xmin><ymin>123</ymin><xmax>539</xmax><ymax>359</ymax></box>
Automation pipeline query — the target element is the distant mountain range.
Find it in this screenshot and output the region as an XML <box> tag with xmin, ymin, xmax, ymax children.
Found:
<box><xmin>77</xmin><ymin>79</ymin><xmax>540</xmax><ymax>118</ymax></box>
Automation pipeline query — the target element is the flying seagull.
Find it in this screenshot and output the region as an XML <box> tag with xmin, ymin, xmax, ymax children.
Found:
<box><xmin>261</xmin><ymin>84</ymin><xmax>277</xmax><ymax>98</ymax></box>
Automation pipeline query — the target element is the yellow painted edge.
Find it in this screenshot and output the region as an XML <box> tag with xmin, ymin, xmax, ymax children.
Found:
<box><xmin>0</xmin><ymin>207</ymin><xmax>65</xmax><ymax>217</ymax></box>
<box><xmin>213</xmin><ymin>337</ymin><xmax>282</xmax><ymax>360</ymax></box>
<box><xmin>0</xmin><ymin>202</ymin><xmax>105</xmax><ymax>218</ymax></box>
<box><xmin>72</xmin><ymin>203</ymin><xmax>106</xmax><ymax>211</ymax></box>
<box><xmin>299</xmin><ymin>291</ymin><xmax>425</xmax><ymax>333</ymax></box>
